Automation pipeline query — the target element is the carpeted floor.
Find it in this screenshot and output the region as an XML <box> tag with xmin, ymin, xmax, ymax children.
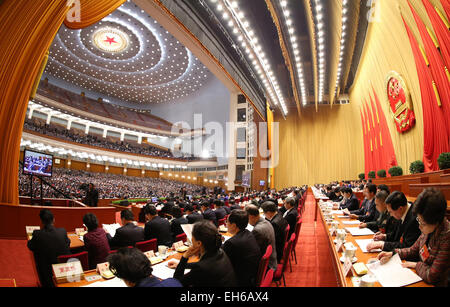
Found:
<box><xmin>279</xmin><ymin>191</ymin><xmax>338</xmax><ymax>287</ymax></box>
<box><xmin>0</xmin><ymin>191</ymin><xmax>338</xmax><ymax>287</ymax></box>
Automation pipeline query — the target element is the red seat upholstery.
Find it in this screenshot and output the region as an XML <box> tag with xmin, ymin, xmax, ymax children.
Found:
<box><xmin>57</xmin><ymin>251</ymin><xmax>89</xmax><ymax>272</ymax></box>
<box><xmin>135</xmin><ymin>239</ymin><xmax>157</xmax><ymax>253</ymax></box>
<box><xmin>218</xmin><ymin>217</ymin><xmax>227</xmax><ymax>226</ymax></box>
<box><xmin>256</xmin><ymin>245</ymin><xmax>272</xmax><ymax>287</ymax></box>
<box><xmin>109</xmin><ymin>246</ymin><xmax>133</xmax><ymax>254</ymax></box>
<box><xmin>259</xmin><ymin>269</ymin><xmax>274</xmax><ymax>287</ymax></box>
<box><xmin>291</xmin><ymin>218</ymin><xmax>303</xmax><ymax>264</ymax></box>
<box><xmin>273</xmin><ymin>233</ymin><xmax>296</xmax><ymax>287</ymax></box>
<box><xmin>176</xmin><ymin>233</ymin><xmax>187</xmax><ymax>243</ymax></box>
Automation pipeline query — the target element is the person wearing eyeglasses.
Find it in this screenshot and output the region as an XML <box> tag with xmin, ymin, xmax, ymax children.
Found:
<box><xmin>377</xmin><ymin>188</ymin><xmax>449</xmax><ymax>286</ymax></box>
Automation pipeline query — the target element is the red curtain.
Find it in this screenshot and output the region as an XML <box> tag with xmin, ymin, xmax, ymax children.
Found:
<box><xmin>363</xmin><ymin>102</ymin><xmax>375</xmax><ymax>174</ymax></box>
<box><xmin>360</xmin><ymin>108</ymin><xmax>370</xmax><ymax>179</ymax></box>
<box><xmin>408</xmin><ymin>1</ymin><xmax>450</xmax><ymax>139</ymax></box>
<box><xmin>402</xmin><ymin>16</ymin><xmax>449</xmax><ymax>171</ymax></box>
<box><xmin>441</xmin><ymin>0</ymin><xmax>450</xmax><ymax>20</ymax></box>
<box><xmin>371</xmin><ymin>88</ymin><xmax>398</xmax><ymax>170</ymax></box>
<box><xmin>422</xmin><ymin>0</ymin><xmax>450</xmax><ymax>68</ymax></box>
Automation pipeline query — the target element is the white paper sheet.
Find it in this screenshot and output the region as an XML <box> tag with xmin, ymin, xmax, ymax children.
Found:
<box><xmin>181</xmin><ymin>224</ymin><xmax>194</xmax><ymax>243</ymax></box>
<box><xmin>151</xmin><ymin>262</ymin><xmax>191</xmax><ymax>280</ymax></box>
<box><xmin>331</xmin><ymin>210</ymin><xmax>344</xmax><ymax>215</ymax></box>
<box><xmin>355</xmin><ymin>239</ymin><xmax>381</xmax><ymax>253</ymax></box>
<box><xmin>342</xmin><ymin>221</ymin><xmax>361</xmax><ymax>225</ymax></box>
<box><xmin>102</xmin><ymin>223</ymin><xmax>121</xmax><ymax>238</ymax></box>
<box><xmin>345</xmin><ymin>227</ymin><xmax>375</xmax><ymax>236</ymax></box>
<box><xmin>82</xmin><ymin>277</ymin><xmax>127</xmax><ymax>287</ymax></box>
<box><xmin>366</xmin><ymin>254</ymin><xmax>422</xmax><ymax>287</ymax></box>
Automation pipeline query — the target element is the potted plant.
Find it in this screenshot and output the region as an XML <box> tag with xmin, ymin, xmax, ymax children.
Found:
<box><xmin>409</xmin><ymin>160</ymin><xmax>425</xmax><ymax>174</ymax></box>
<box><xmin>368</xmin><ymin>171</ymin><xmax>376</xmax><ymax>179</ymax></box>
<box><xmin>388</xmin><ymin>166</ymin><xmax>403</xmax><ymax>177</ymax></box>
<box><xmin>358</xmin><ymin>173</ymin><xmax>365</xmax><ymax>180</ymax></box>
<box><xmin>377</xmin><ymin>169</ymin><xmax>387</xmax><ymax>178</ymax></box>
<box><xmin>438</xmin><ymin>152</ymin><xmax>450</xmax><ymax>170</ymax></box>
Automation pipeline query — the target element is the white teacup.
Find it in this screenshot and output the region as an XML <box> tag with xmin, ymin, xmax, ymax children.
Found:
<box><xmin>344</xmin><ymin>245</ymin><xmax>357</xmax><ymax>259</ymax></box>
<box><xmin>336</xmin><ymin>229</ymin><xmax>347</xmax><ymax>241</ymax></box>
<box><xmin>331</xmin><ymin>221</ymin><xmax>339</xmax><ymax>230</ymax></box>
<box><xmin>158</xmin><ymin>245</ymin><xmax>168</xmax><ymax>256</ymax></box>
<box><xmin>360</xmin><ymin>274</ymin><xmax>376</xmax><ymax>287</ymax></box>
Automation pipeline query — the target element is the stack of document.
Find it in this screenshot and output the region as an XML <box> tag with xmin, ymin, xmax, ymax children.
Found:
<box><xmin>83</xmin><ymin>277</ymin><xmax>127</xmax><ymax>287</ymax></box>
<box><xmin>366</xmin><ymin>254</ymin><xmax>422</xmax><ymax>287</ymax></box>
<box><xmin>345</xmin><ymin>227</ymin><xmax>374</xmax><ymax>236</ymax></box>
<box><xmin>102</xmin><ymin>224</ymin><xmax>121</xmax><ymax>237</ymax></box>
<box><xmin>355</xmin><ymin>239</ymin><xmax>381</xmax><ymax>253</ymax></box>
<box><xmin>152</xmin><ymin>262</ymin><xmax>191</xmax><ymax>280</ymax></box>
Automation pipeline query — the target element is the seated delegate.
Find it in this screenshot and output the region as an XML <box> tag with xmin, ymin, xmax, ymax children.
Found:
<box><xmin>377</xmin><ymin>188</ymin><xmax>449</xmax><ymax>286</ymax></box>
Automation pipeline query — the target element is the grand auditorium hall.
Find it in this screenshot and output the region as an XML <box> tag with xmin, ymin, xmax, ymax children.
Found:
<box><xmin>0</xmin><ymin>0</ymin><xmax>449</xmax><ymax>291</ymax></box>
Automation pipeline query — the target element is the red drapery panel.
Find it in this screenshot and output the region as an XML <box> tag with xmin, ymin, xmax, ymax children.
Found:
<box><xmin>360</xmin><ymin>108</ymin><xmax>370</xmax><ymax>179</ymax></box>
<box><xmin>371</xmin><ymin>88</ymin><xmax>398</xmax><ymax>171</ymax></box>
<box><xmin>402</xmin><ymin>16</ymin><xmax>449</xmax><ymax>171</ymax></box>
<box><xmin>422</xmin><ymin>0</ymin><xmax>450</xmax><ymax>68</ymax></box>
<box><xmin>408</xmin><ymin>1</ymin><xmax>450</xmax><ymax>139</ymax></box>
<box><xmin>363</xmin><ymin>102</ymin><xmax>375</xmax><ymax>174</ymax></box>
<box><xmin>441</xmin><ymin>0</ymin><xmax>450</xmax><ymax>20</ymax></box>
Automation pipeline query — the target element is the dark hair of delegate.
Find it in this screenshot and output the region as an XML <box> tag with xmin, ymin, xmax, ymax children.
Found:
<box><xmin>245</xmin><ymin>204</ymin><xmax>260</xmax><ymax>217</ymax></box>
<box><xmin>385</xmin><ymin>191</ymin><xmax>408</xmax><ymax>210</ymax></box>
<box><xmin>120</xmin><ymin>209</ymin><xmax>134</xmax><ymax>221</ymax></box>
<box><xmin>83</xmin><ymin>213</ymin><xmax>99</xmax><ymax>231</ymax></box>
<box><xmin>172</xmin><ymin>205</ymin><xmax>183</xmax><ymax>219</ymax></box>
<box><xmin>413</xmin><ymin>188</ymin><xmax>447</xmax><ymax>225</ymax></box>
<box><xmin>377</xmin><ymin>184</ymin><xmax>390</xmax><ymax>195</ymax></box>
<box><xmin>143</xmin><ymin>204</ymin><xmax>157</xmax><ymax>216</ymax></box>
<box><xmin>39</xmin><ymin>209</ymin><xmax>54</xmax><ymax>227</ymax></box>
<box><xmin>192</xmin><ymin>220</ymin><xmax>222</xmax><ymax>253</ymax></box>
<box><xmin>261</xmin><ymin>201</ymin><xmax>278</xmax><ymax>213</ymax></box>
<box><xmin>375</xmin><ymin>190</ymin><xmax>389</xmax><ymax>203</ymax></box>
<box><xmin>107</xmin><ymin>248</ymin><xmax>153</xmax><ymax>285</ymax></box>
<box><xmin>228</xmin><ymin>209</ymin><xmax>249</xmax><ymax>230</ymax></box>
<box><xmin>366</xmin><ymin>183</ymin><xmax>377</xmax><ymax>195</ymax></box>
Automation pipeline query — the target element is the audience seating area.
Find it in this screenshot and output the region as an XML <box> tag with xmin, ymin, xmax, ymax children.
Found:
<box><xmin>37</xmin><ymin>82</ymin><xmax>173</xmax><ymax>131</ymax></box>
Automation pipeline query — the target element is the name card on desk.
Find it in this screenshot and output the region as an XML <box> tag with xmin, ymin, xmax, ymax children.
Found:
<box><xmin>335</xmin><ymin>240</ymin><xmax>344</xmax><ymax>253</ymax></box>
<box><xmin>52</xmin><ymin>261</ymin><xmax>84</xmax><ymax>284</ymax></box>
<box><xmin>343</xmin><ymin>257</ymin><xmax>354</xmax><ymax>277</ymax></box>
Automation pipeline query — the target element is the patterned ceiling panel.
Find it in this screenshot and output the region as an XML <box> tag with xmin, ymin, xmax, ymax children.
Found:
<box><xmin>44</xmin><ymin>1</ymin><xmax>213</xmax><ymax>106</ymax></box>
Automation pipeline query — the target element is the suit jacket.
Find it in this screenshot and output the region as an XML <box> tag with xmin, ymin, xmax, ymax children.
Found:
<box><xmin>230</xmin><ymin>204</ymin><xmax>241</xmax><ymax>211</ymax></box>
<box><xmin>27</xmin><ymin>226</ymin><xmax>71</xmax><ymax>287</ymax></box>
<box><xmin>351</xmin><ymin>198</ymin><xmax>378</xmax><ymax>223</ymax></box>
<box><xmin>397</xmin><ymin>219</ymin><xmax>450</xmax><ymax>286</ymax></box>
<box><xmin>136</xmin><ymin>276</ymin><xmax>182</xmax><ymax>287</ymax></box>
<box><xmin>252</xmin><ymin>217</ymin><xmax>277</xmax><ymax>269</ymax></box>
<box><xmin>144</xmin><ymin>216</ymin><xmax>173</xmax><ymax>246</ymax></box>
<box><xmin>223</xmin><ymin>229</ymin><xmax>261</xmax><ymax>287</ymax></box>
<box><xmin>267</xmin><ymin>213</ymin><xmax>289</xmax><ymax>262</ymax></box>
<box><xmin>186</xmin><ymin>212</ymin><xmax>204</xmax><ymax>224</ymax></box>
<box><xmin>214</xmin><ymin>207</ymin><xmax>227</xmax><ymax>221</ymax></box>
<box><xmin>86</xmin><ymin>189</ymin><xmax>99</xmax><ymax>207</ymax></box>
<box><xmin>383</xmin><ymin>205</ymin><xmax>421</xmax><ymax>251</ymax></box>
<box><xmin>171</xmin><ymin>217</ymin><xmax>188</xmax><ymax>240</ymax></box>
<box><xmin>174</xmin><ymin>249</ymin><xmax>238</xmax><ymax>287</ymax></box>
<box><xmin>223</xmin><ymin>206</ymin><xmax>231</xmax><ymax>215</ymax></box>
<box><xmin>340</xmin><ymin>194</ymin><xmax>360</xmax><ymax>211</ymax></box>
<box><xmin>283</xmin><ymin>208</ymin><xmax>298</xmax><ymax>238</ymax></box>
<box><xmin>107</xmin><ymin>222</ymin><xmax>145</xmax><ymax>249</ymax></box>
<box><xmin>202</xmin><ymin>208</ymin><xmax>217</xmax><ymax>225</ymax></box>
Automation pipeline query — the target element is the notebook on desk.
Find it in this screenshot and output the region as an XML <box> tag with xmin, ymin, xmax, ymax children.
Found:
<box><xmin>366</xmin><ymin>254</ymin><xmax>422</xmax><ymax>287</ymax></box>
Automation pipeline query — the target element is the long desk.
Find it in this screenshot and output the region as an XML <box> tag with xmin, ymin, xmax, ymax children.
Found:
<box><xmin>313</xmin><ymin>193</ymin><xmax>432</xmax><ymax>287</ymax></box>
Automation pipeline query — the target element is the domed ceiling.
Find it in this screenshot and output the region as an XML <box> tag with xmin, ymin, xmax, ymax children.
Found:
<box><xmin>44</xmin><ymin>1</ymin><xmax>213</xmax><ymax>106</ymax></box>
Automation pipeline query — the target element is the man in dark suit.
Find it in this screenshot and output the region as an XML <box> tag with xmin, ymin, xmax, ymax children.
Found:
<box><xmin>261</xmin><ymin>201</ymin><xmax>289</xmax><ymax>262</ymax></box>
<box><xmin>143</xmin><ymin>205</ymin><xmax>173</xmax><ymax>247</ymax></box>
<box><xmin>223</xmin><ymin>210</ymin><xmax>262</xmax><ymax>287</ymax></box>
<box><xmin>85</xmin><ymin>183</ymin><xmax>99</xmax><ymax>207</ymax></box>
<box><xmin>348</xmin><ymin>183</ymin><xmax>379</xmax><ymax>223</ymax></box>
<box><xmin>200</xmin><ymin>202</ymin><xmax>217</xmax><ymax>225</ymax></box>
<box><xmin>27</xmin><ymin>209</ymin><xmax>71</xmax><ymax>287</ymax></box>
<box><xmin>229</xmin><ymin>199</ymin><xmax>241</xmax><ymax>211</ymax></box>
<box><xmin>340</xmin><ymin>187</ymin><xmax>360</xmax><ymax>211</ymax></box>
<box><xmin>185</xmin><ymin>204</ymin><xmax>204</xmax><ymax>224</ymax></box>
<box><xmin>367</xmin><ymin>191</ymin><xmax>421</xmax><ymax>252</ymax></box>
<box><xmin>107</xmin><ymin>210</ymin><xmax>144</xmax><ymax>249</ymax></box>
<box><xmin>282</xmin><ymin>197</ymin><xmax>298</xmax><ymax>238</ymax></box>
<box><xmin>170</xmin><ymin>205</ymin><xmax>188</xmax><ymax>241</ymax></box>
<box><xmin>214</xmin><ymin>199</ymin><xmax>227</xmax><ymax>222</ymax></box>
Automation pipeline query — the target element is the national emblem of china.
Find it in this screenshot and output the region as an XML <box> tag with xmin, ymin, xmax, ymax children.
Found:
<box><xmin>386</xmin><ymin>71</ymin><xmax>416</xmax><ymax>133</ymax></box>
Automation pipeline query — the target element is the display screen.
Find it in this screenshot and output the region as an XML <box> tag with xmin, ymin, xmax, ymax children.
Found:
<box><xmin>23</xmin><ymin>150</ymin><xmax>53</xmax><ymax>177</ymax></box>
<box><xmin>242</xmin><ymin>172</ymin><xmax>251</xmax><ymax>188</ymax></box>
<box><xmin>260</xmin><ymin>180</ymin><xmax>265</xmax><ymax>186</ymax></box>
